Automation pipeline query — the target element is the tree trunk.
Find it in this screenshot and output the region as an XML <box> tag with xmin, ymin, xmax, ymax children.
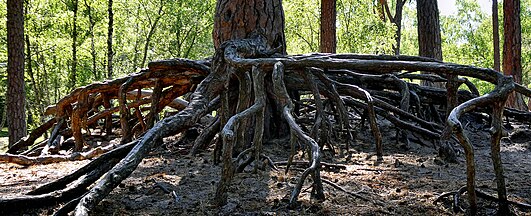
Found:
<box><xmin>503</xmin><ymin>0</ymin><xmax>526</xmax><ymax>110</ymax></box>
<box><xmin>377</xmin><ymin>0</ymin><xmax>406</xmax><ymax>55</ymax></box>
<box><xmin>393</xmin><ymin>0</ymin><xmax>406</xmax><ymax>55</ymax></box>
<box><xmin>212</xmin><ymin>0</ymin><xmax>290</xmax><ymax>206</ymax></box>
<box><xmin>7</xmin><ymin>0</ymin><xmax>27</xmax><ymax>147</ymax></box>
<box><xmin>107</xmin><ymin>0</ymin><xmax>113</xmax><ymax>79</ymax></box>
<box><xmin>417</xmin><ymin>0</ymin><xmax>443</xmax><ymax>88</ymax></box>
<box><xmin>320</xmin><ymin>0</ymin><xmax>336</xmax><ymax>53</ymax></box>
<box><xmin>26</xmin><ymin>35</ymin><xmax>44</xmax><ymax>126</ymax></box>
<box><xmin>213</xmin><ymin>0</ymin><xmax>286</xmax><ymax>55</ymax></box>
<box><xmin>69</xmin><ymin>0</ymin><xmax>79</xmax><ymax>89</ymax></box>
<box><xmin>493</xmin><ymin>0</ymin><xmax>501</xmax><ymax>72</ymax></box>
<box><xmin>213</xmin><ymin>0</ymin><xmax>288</xmax><ymax>141</ymax></box>
<box><xmin>140</xmin><ymin>0</ymin><xmax>164</xmax><ymax>68</ymax></box>
<box><xmin>85</xmin><ymin>0</ymin><xmax>98</xmax><ymax>80</ymax></box>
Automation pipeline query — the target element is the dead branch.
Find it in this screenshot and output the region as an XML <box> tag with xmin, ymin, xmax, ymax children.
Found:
<box><xmin>0</xmin><ymin>144</ymin><xmax>116</xmax><ymax>166</ymax></box>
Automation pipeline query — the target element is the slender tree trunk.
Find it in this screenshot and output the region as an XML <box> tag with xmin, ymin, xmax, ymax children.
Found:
<box><xmin>84</xmin><ymin>0</ymin><xmax>98</xmax><ymax>80</ymax></box>
<box><xmin>131</xmin><ymin>5</ymin><xmax>140</xmax><ymax>71</ymax></box>
<box><xmin>492</xmin><ymin>0</ymin><xmax>501</xmax><ymax>72</ymax></box>
<box><xmin>26</xmin><ymin>35</ymin><xmax>44</xmax><ymax>126</ymax></box>
<box><xmin>320</xmin><ymin>0</ymin><xmax>336</xmax><ymax>53</ymax></box>
<box><xmin>417</xmin><ymin>0</ymin><xmax>443</xmax><ymax>88</ymax></box>
<box><xmin>503</xmin><ymin>0</ymin><xmax>526</xmax><ymax>110</ymax></box>
<box><xmin>7</xmin><ymin>0</ymin><xmax>27</xmax><ymax>147</ymax></box>
<box><xmin>393</xmin><ymin>0</ymin><xmax>405</xmax><ymax>55</ymax></box>
<box><xmin>107</xmin><ymin>0</ymin><xmax>113</xmax><ymax>79</ymax></box>
<box><xmin>69</xmin><ymin>0</ymin><xmax>79</xmax><ymax>89</ymax></box>
<box><xmin>378</xmin><ymin>0</ymin><xmax>406</xmax><ymax>55</ymax></box>
<box><xmin>140</xmin><ymin>1</ymin><xmax>164</xmax><ymax>68</ymax></box>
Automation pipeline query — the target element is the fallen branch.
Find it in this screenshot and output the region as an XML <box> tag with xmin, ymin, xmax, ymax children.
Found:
<box><xmin>0</xmin><ymin>145</ymin><xmax>116</xmax><ymax>166</ymax></box>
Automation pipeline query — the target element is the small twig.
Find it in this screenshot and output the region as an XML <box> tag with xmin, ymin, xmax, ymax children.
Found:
<box><xmin>275</xmin><ymin>160</ymin><xmax>347</xmax><ymax>170</ymax></box>
<box><xmin>260</xmin><ymin>154</ymin><xmax>278</xmax><ymax>171</ymax></box>
<box><xmin>321</xmin><ymin>179</ymin><xmax>373</xmax><ymax>203</ymax></box>
<box><xmin>171</xmin><ymin>191</ymin><xmax>180</xmax><ymax>203</ymax></box>
<box><xmin>151</xmin><ymin>179</ymin><xmax>171</xmax><ymax>194</ymax></box>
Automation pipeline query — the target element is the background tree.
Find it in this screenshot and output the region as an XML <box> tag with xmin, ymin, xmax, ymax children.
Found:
<box><xmin>6</xmin><ymin>0</ymin><xmax>27</xmax><ymax>147</ymax></box>
<box><xmin>68</xmin><ymin>0</ymin><xmax>79</xmax><ymax>90</ymax></box>
<box><xmin>416</xmin><ymin>0</ymin><xmax>443</xmax><ymax>87</ymax></box>
<box><xmin>320</xmin><ymin>0</ymin><xmax>336</xmax><ymax>53</ymax></box>
<box><xmin>503</xmin><ymin>0</ymin><xmax>526</xmax><ymax>110</ymax></box>
<box><xmin>107</xmin><ymin>0</ymin><xmax>113</xmax><ymax>79</ymax></box>
<box><xmin>493</xmin><ymin>0</ymin><xmax>500</xmax><ymax>71</ymax></box>
<box><xmin>139</xmin><ymin>0</ymin><xmax>165</xmax><ymax>68</ymax></box>
<box><xmin>377</xmin><ymin>0</ymin><xmax>407</xmax><ymax>55</ymax></box>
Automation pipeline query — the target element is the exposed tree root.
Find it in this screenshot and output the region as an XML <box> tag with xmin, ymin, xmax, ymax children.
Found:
<box><xmin>4</xmin><ymin>36</ymin><xmax>531</xmax><ymax>215</ymax></box>
<box><xmin>273</xmin><ymin>62</ymin><xmax>325</xmax><ymax>204</ymax></box>
<box><xmin>435</xmin><ymin>186</ymin><xmax>531</xmax><ymax>213</ymax></box>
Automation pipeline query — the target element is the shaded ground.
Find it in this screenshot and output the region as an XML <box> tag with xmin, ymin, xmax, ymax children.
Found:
<box><xmin>1</xmin><ymin>119</ymin><xmax>530</xmax><ymax>215</ymax></box>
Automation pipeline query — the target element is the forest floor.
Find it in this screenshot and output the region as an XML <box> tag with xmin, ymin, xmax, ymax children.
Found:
<box><xmin>1</xmin><ymin>117</ymin><xmax>531</xmax><ymax>215</ymax></box>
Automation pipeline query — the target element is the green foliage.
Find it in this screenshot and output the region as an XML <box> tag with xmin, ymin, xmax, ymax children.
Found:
<box><xmin>439</xmin><ymin>0</ymin><xmax>496</xmax><ymax>94</ymax></box>
<box><xmin>336</xmin><ymin>0</ymin><xmax>396</xmax><ymax>54</ymax></box>
<box><xmin>284</xmin><ymin>0</ymin><xmax>396</xmax><ymax>54</ymax></box>
<box><xmin>284</xmin><ymin>0</ymin><xmax>320</xmax><ymax>53</ymax></box>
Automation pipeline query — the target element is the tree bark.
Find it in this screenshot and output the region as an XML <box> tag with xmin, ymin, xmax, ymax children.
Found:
<box><xmin>320</xmin><ymin>0</ymin><xmax>336</xmax><ymax>53</ymax></box>
<box><xmin>492</xmin><ymin>0</ymin><xmax>500</xmax><ymax>72</ymax></box>
<box><xmin>417</xmin><ymin>0</ymin><xmax>444</xmax><ymax>88</ymax></box>
<box><xmin>503</xmin><ymin>0</ymin><xmax>526</xmax><ymax>110</ymax></box>
<box><xmin>107</xmin><ymin>0</ymin><xmax>114</xmax><ymax>79</ymax></box>
<box><xmin>7</xmin><ymin>0</ymin><xmax>27</xmax><ymax>147</ymax></box>
<box><xmin>213</xmin><ymin>0</ymin><xmax>286</xmax><ymax>55</ymax></box>
<box><xmin>213</xmin><ymin>0</ymin><xmax>288</xmax><ymax>140</ymax></box>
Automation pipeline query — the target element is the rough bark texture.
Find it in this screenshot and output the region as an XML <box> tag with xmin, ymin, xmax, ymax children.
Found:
<box><xmin>492</xmin><ymin>0</ymin><xmax>500</xmax><ymax>72</ymax></box>
<box><xmin>213</xmin><ymin>0</ymin><xmax>286</xmax><ymax>54</ymax></box>
<box><xmin>320</xmin><ymin>0</ymin><xmax>336</xmax><ymax>53</ymax></box>
<box><xmin>417</xmin><ymin>0</ymin><xmax>443</xmax><ymax>88</ymax></box>
<box><xmin>7</xmin><ymin>0</ymin><xmax>27</xmax><ymax>147</ymax></box>
<box><xmin>503</xmin><ymin>0</ymin><xmax>526</xmax><ymax>110</ymax></box>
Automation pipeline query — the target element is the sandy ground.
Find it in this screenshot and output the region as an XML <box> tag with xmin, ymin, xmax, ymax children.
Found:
<box><xmin>1</xmin><ymin>118</ymin><xmax>530</xmax><ymax>215</ymax></box>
